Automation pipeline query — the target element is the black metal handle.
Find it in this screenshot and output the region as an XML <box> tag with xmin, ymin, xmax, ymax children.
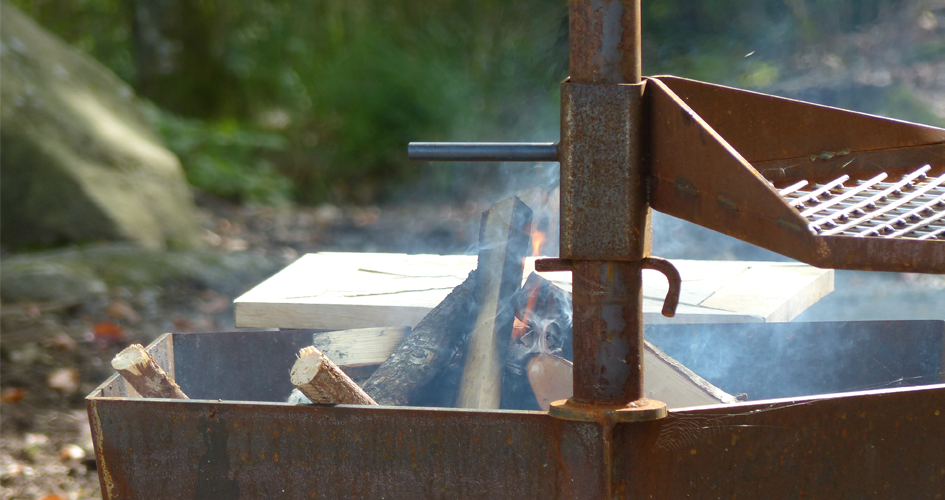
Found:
<box><xmin>408</xmin><ymin>142</ymin><xmax>558</xmax><ymax>162</ymax></box>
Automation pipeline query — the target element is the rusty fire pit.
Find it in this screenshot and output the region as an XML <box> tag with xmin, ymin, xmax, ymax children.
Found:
<box><xmin>87</xmin><ymin>321</ymin><xmax>944</xmax><ymax>498</ymax></box>
<box><xmin>88</xmin><ymin>0</ymin><xmax>944</xmax><ymax>498</ymax></box>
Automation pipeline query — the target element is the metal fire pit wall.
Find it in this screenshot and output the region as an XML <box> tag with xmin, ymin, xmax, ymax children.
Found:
<box><xmin>87</xmin><ymin>323</ymin><xmax>945</xmax><ymax>499</ymax></box>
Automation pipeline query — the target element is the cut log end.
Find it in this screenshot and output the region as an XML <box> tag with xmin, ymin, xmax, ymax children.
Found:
<box><xmin>111</xmin><ymin>343</ymin><xmax>188</xmax><ymax>399</ymax></box>
<box><xmin>110</xmin><ymin>344</ymin><xmax>150</xmax><ymax>374</ymax></box>
<box><xmin>290</xmin><ymin>346</ymin><xmax>378</xmax><ymax>406</ymax></box>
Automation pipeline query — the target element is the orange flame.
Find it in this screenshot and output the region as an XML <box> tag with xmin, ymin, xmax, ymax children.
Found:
<box><xmin>530</xmin><ymin>229</ymin><xmax>546</xmax><ymax>257</ymax></box>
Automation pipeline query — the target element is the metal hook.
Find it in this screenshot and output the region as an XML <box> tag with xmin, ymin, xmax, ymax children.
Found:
<box><xmin>639</xmin><ymin>257</ymin><xmax>680</xmax><ymax>318</ymax></box>
<box><xmin>534</xmin><ymin>256</ymin><xmax>681</xmax><ymax>317</ymax></box>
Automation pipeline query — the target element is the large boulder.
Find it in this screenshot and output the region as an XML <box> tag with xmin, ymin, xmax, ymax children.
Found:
<box><xmin>0</xmin><ymin>2</ymin><xmax>203</xmax><ymax>250</ymax></box>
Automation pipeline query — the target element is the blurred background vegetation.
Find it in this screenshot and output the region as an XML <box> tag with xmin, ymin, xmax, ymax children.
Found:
<box><xmin>11</xmin><ymin>0</ymin><xmax>943</xmax><ymax>205</ymax></box>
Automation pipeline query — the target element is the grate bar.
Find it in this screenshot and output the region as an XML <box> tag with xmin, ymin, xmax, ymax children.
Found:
<box><xmin>782</xmin><ymin>165</ymin><xmax>945</xmax><ymax>240</ymax></box>
<box><xmin>808</xmin><ymin>167</ymin><xmax>930</xmax><ymax>229</ymax></box>
<box><xmin>857</xmin><ymin>192</ymin><xmax>945</xmax><ymax>236</ymax></box>
<box><xmin>799</xmin><ymin>173</ymin><xmax>887</xmax><ymax>218</ymax></box>
<box><xmin>887</xmin><ymin>208</ymin><xmax>945</xmax><ymax>239</ymax></box>
<box><xmin>919</xmin><ymin>227</ymin><xmax>945</xmax><ymax>240</ymax></box>
<box><xmin>778</xmin><ymin>180</ymin><xmax>808</xmax><ymax>197</ymax></box>
<box><xmin>820</xmin><ymin>171</ymin><xmax>945</xmax><ymax>236</ymax></box>
<box><xmin>790</xmin><ymin>175</ymin><xmax>850</xmax><ymax>207</ymax></box>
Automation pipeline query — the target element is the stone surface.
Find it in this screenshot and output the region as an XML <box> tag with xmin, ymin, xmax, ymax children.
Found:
<box><xmin>0</xmin><ymin>2</ymin><xmax>203</xmax><ymax>250</ymax></box>
<box><xmin>0</xmin><ymin>245</ymin><xmax>280</xmax><ymax>304</ymax></box>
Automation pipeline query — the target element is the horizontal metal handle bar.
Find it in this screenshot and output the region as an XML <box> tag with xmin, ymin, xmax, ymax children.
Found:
<box><xmin>408</xmin><ymin>142</ymin><xmax>558</xmax><ymax>162</ymax></box>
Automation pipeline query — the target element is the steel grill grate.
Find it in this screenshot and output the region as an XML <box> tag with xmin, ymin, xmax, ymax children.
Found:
<box><xmin>779</xmin><ymin>165</ymin><xmax>945</xmax><ymax>240</ymax></box>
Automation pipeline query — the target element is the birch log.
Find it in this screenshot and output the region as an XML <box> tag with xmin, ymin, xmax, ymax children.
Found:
<box><xmin>111</xmin><ymin>344</ymin><xmax>188</xmax><ymax>399</ymax></box>
<box><xmin>290</xmin><ymin>346</ymin><xmax>377</xmax><ymax>405</ymax></box>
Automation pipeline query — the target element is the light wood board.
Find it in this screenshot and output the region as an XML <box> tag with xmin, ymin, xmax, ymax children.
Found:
<box><xmin>235</xmin><ymin>252</ymin><xmax>834</xmax><ymax>330</ymax></box>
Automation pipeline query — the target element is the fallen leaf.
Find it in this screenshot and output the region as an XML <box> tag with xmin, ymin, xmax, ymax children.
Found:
<box><xmin>173</xmin><ymin>317</ymin><xmax>195</xmax><ymax>332</ymax></box>
<box><xmin>204</xmin><ymin>229</ymin><xmax>223</xmax><ymax>246</ymax></box>
<box><xmin>26</xmin><ymin>433</ymin><xmax>50</xmax><ymax>447</ymax></box>
<box><xmin>198</xmin><ymin>294</ymin><xmax>231</xmax><ymax>314</ymax></box>
<box><xmin>173</xmin><ymin>316</ymin><xmax>215</xmax><ymax>333</ymax></box>
<box><xmin>42</xmin><ymin>334</ymin><xmax>78</xmax><ymax>351</ymax></box>
<box><xmin>47</xmin><ymin>368</ymin><xmax>81</xmax><ymax>395</ymax></box>
<box><xmin>3</xmin><ymin>463</ymin><xmax>27</xmax><ymax>477</ymax></box>
<box><xmin>0</xmin><ymin>387</ymin><xmax>27</xmax><ymax>404</ymax></box>
<box><xmin>59</xmin><ymin>444</ymin><xmax>86</xmax><ymax>461</ymax></box>
<box><xmin>93</xmin><ymin>322</ymin><xmax>126</xmax><ymax>343</ymax></box>
<box><xmin>24</xmin><ymin>303</ymin><xmax>41</xmax><ymax>319</ymax></box>
<box><xmin>222</xmin><ymin>238</ymin><xmax>248</xmax><ymax>251</ymax></box>
<box><xmin>107</xmin><ymin>300</ymin><xmax>141</xmax><ymax>323</ymax></box>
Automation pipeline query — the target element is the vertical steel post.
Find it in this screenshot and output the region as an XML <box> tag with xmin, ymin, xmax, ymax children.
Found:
<box><xmin>569</xmin><ymin>0</ymin><xmax>642</xmax><ymax>84</ymax></box>
<box><xmin>560</xmin><ymin>0</ymin><xmax>652</xmax><ymax>407</ymax></box>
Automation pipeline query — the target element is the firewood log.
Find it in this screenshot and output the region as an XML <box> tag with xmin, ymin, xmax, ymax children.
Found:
<box><xmin>456</xmin><ymin>196</ymin><xmax>533</xmax><ymax>409</ymax></box>
<box><xmin>511</xmin><ymin>272</ymin><xmax>736</xmax><ymax>409</ymax></box>
<box><xmin>290</xmin><ymin>346</ymin><xmax>377</xmax><ymax>405</ymax></box>
<box><xmin>111</xmin><ymin>344</ymin><xmax>188</xmax><ymax>399</ymax></box>
<box><xmin>361</xmin><ymin>270</ymin><xmax>479</xmax><ymax>405</ymax></box>
<box><xmin>311</xmin><ymin>326</ymin><xmax>411</xmax><ymax>367</ymax></box>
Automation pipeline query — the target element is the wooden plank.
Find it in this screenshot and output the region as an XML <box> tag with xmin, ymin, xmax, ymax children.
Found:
<box><xmin>312</xmin><ymin>327</ymin><xmax>411</xmax><ymax>367</ymax></box>
<box><xmin>643</xmin><ymin>340</ymin><xmax>735</xmax><ymax>408</ymax></box>
<box><xmin>699</xmin><ymin>264</ymin><xmax>835</xmax><ymax>322</ymax></box>
<box><xmin>235</xmin><ymin>253</ymin><xmax>833</xmax><ymax>329</ymax></box>
<box><xmin>457</xmin><ymin>197</ymin><xmax>532</xmax><ymax>409</ymax></box>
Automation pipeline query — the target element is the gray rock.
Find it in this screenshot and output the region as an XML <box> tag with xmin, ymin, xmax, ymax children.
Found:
<box><xmin>0</xmin><ymin>245</ymin><xmax>281</xmax><ymax>304</ymax></box>
<box><xmin>0</xmin><ymin>2</ymin><xmax>203</xmax><ymax>250</ymax></box>
<box><xmin>0</xmin><ymin>257</ymin><xmax>106</xmax><ymax>304</ymax></box>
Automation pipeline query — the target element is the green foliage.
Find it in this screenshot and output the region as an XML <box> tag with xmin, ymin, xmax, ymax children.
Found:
<box><xmin>8</xmin><ymin>0</ymin><xmax>135</xmax><ymax>82</ymax></box>
<box><xmin>141</xmin><ymin>103</ymin><xmax>293</xmax><ymax>205</ymax></box>
<box><xmin>12</xmin><ymin>0</ymin><xmax>932</xmax><ymax>204</ymax></box>
<box><xmin>641</xmin><ymin>0</ymin><xmax>903</xmax><ymax>86</ymax></box>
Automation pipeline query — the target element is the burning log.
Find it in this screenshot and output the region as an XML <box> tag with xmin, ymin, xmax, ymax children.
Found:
<box><xmin>361</xmin><ymin>270</ymin><xmax>479</xmax><ymax>405</ymax></box>
<box><xmin>290</xmin><ymin>346</ymin><xmax>378</xmax><ymax>405</ymax></box>
<box><xmin>111</xmin><ymin>344</ymin><xmax>188</xmax><ymax>399</ymax></box>
<box><xmin>509</xmin><ymin>272</ymin><xmax>735</xmax><ymax>409</ymax></box>
<box><xmin>456</xmin><ymin>196</ymin><xmax>533</xmax><ymax>409</ymax></box>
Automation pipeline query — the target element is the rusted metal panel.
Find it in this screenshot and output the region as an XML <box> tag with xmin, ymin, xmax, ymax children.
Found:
<box><xmin>754</xmin><ymin>144</ymin><xmax>945</xmax><ymax>185</ymax></box>
<box><xmin>569</xmin><ymin>0</ymin><xmax>641</xmax><ymax>84</ymax></box>
<box><xmin>646</xmin><ymin>321</ymin><xmax>945</xmax><ymax>400</ymax></box>
<box><xmin>613</xmin><ymin>384</ymin><xmax>945</xmax><ymax>499</ymax></box>
<box><xmin>656</xmin><ymin>75</ymin><xmax>945</xmax><ymax>167</ymax></box>
<box><xmin>645</xmin><ymin>77</ymin><xmax>824</xmax><ymax>262</ymax></box>
<box><xmin>88</xmin><ymin>398</ymin><xmax>606</xmax><ymax>500</ymax></box>
<box><xmin>559</xmin><ymin>81</ymin><xmax>651</xmax><ymax>261</ymax></box>
<box><xmin>173</xmin><ymin>330</ymin><xmax>315</xmax><ymax>402</ymax></box>
<box><xmin>819</xmin><ymin>235</ymin><xmax>945</xmax><ymax>273</ymax></box>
